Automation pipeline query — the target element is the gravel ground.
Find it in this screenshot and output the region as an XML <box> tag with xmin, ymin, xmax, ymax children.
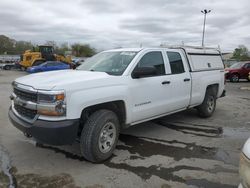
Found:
<box><xmin>0</xmin><ymin>70</ymin><xmax>250</xmax><ymax>188</ymax></box>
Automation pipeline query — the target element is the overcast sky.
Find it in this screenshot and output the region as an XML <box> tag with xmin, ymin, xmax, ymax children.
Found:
<box><xmin>0</xmin><ymin>0</ymin><xmax>250</xmax><ymax>51</ymax></box>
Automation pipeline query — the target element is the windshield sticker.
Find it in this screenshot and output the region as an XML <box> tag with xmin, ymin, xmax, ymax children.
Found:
<box><xmin>120</xmin><ymin>52</ymin><xmax>136</xmax><ymax>56</ymax></box>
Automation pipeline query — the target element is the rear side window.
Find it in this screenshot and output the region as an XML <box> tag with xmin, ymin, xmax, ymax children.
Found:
<box><xmin>137</xmin><ymin>51</ymin><xmax>165</xmax><ymax>75</ymax></box>
<box><xmin>244</xmin><ymin>63</ymin><xmax>250</xmax><ymax>69</ymax></box>
<box><xmin>167</xmin><ymin>52</ymin><xmax>185</xmax><ymax>74</ymax></box>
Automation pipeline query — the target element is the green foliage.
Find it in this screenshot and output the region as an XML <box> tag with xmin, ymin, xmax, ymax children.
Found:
<box><xmin>71</xmin><ymin>43</ymin><xmax>96</xmax><ymax>57</ymax></box>
<box><xmin>55</xmin><ymin>43</ymin><xmax>70</xmax><ymax>55</ymax></box>
<box><xmin>15</xmin><ymin>41</ymin><xmax>34</xmax><ymax>54</ymax></box>
<box><xmin>0</xmin><ymin>35</ymin><xmax>96</xmax><ymax>57</ymax></box>
<box><xmin>232</xmin><ymin>45</ymin><xmax>250</xmax><ymax>61</ymax></box>
<box><xmin>0</xmin><ymin>35</ymin><xmax>15</xmax><ymax>54</ymax></box>
<box><xmin>0</xmin><ymin>35</ymin><xmax>33</xmax><ymax>54</ymax></box>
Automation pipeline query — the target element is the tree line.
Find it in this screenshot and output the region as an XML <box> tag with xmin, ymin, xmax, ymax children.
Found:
<box><xmin>0</xmin><ymin>34</ymin><xmax>250</xmax><ymax>60</ymax></box>
<box><xmin>232</xmin><ymin>45</ymin><xmax>250</xmax><ymax>61</ymax></box>
<box><xmin>0</xmin><ymin>35</ymin><xmax>96</xmax><ymax>57</ymax></box>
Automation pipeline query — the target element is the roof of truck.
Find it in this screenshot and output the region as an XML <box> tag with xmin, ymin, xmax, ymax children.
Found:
<box><xmin>105</xmin><ymin>47</ymin><xmax>221</xmax><ymax>55</ymax></box>
<box><xmin>181</xmin><ymin>48</ymin><xmax>220</xmax><ymax>55</ymax></box>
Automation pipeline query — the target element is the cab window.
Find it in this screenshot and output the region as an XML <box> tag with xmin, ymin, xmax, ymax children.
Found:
<box><xmin>136</xmin><ymin>51</ymin><xmax>165</xmax><ymax>76</ymax></box>
<box><xmin>167</xmin><ymin>52</ymin><xmax>185</xmax><ymax>74</ymax></box>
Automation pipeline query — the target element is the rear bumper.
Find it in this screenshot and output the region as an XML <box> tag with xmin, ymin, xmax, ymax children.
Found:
<box><xmin>8</xmin><ymin>107</ymin><xmax>79</xmax><ymax>145</ymax></box>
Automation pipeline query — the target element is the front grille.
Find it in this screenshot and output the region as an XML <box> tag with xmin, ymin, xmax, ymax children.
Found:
<box><xmin>14</xmin><ymin>104</ymin><xmax>37</xmax><ymax>120</ymax></box>
<box><xmin>14</xmin><ymin>88</ymin><xmax>37</xmax><ymax>102</ymax></box>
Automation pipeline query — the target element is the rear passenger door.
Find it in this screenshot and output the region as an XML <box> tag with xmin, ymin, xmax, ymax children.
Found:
<box><xmin>164</xmin><ymin>50</ymin><xmax>192</xmax><ymax>110</ymax></box>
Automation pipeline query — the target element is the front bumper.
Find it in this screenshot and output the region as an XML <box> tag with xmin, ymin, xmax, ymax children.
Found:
<box><xmin>9</xmin><ymin>107</ymin><xmax>79</xmax><ymax>145</ymax></box>
<box><xmin>225</xmin><ymin>72</ymin><xmax>230</xmax><ymax>79</ymax></box>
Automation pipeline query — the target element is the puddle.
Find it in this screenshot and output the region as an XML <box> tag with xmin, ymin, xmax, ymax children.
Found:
<box><xmin>106</xmin><ymin>134</ymin><xmax>237</xmax><ymax>188</ymax></box>
<box><xmin>155</xmin><ymin>120</ymin><xmax>223</xmax><ymax>138</ymax></box>
<box><xmin>0</xmin><ymin>145</ymin><xmax>16</xmax><ymax>188</ymax></box>
<box><xmin>35</xmin><ymin>134</ymin><xmax>237</xmax><ymax>188</ymax></box>
<box><xmin>36</xmin><ymin>134</ymin><xmax>228</xmax><ymax>163</ymax></box>
<box><xmin>118</xmin><ymin>134</ymin><xmax>226</xmax><ymax>162</ymax></box>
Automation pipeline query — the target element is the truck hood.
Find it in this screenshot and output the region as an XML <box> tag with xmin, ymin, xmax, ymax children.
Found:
<box><xmin>15</xmin><ymin>70</ymin><xmax>111</xmax><ymax>90</ymax></box>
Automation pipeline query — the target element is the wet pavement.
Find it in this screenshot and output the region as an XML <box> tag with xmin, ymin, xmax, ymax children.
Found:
<box><xmin>0</xmin><ymin>71</ymin><xmax>250</xmax><ymax>188</ymax></box>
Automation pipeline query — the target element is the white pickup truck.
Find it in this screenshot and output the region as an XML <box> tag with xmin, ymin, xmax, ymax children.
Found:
<box><xmin>9</xmin><ymin>47</ymin><xmax>226</xmax><ymax>162</ymax></box>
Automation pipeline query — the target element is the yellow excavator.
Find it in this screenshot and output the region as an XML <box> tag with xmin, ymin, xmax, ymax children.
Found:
<box><xmin>20</xmin><ymin>45</ymin><xmax>72</xmax><ymax>69</ymax></box>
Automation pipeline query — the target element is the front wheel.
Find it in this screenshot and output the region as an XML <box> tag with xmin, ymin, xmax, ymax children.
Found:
<box><xmin>230</xmin><ymin>74</ymin><xmax>239</xmax><ymax>82</ymax></box>
<box><xmin>4</xmin><ymin>65</ymin><xmax>10</xmax><ymax>70</ymax></box>
<box><xmin>197</xmin><ymin>89</ymin><xmax>217</xmax><ymax>118</ymax></box>
<box><xmin>80</xmin><ymin>110</ymin><xmax>120</xmax><ymax>163</ymax></box>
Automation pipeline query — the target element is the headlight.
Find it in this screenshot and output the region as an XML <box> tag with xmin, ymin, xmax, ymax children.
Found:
<box><xmin>38</xmin><ymin>93</ymin><xmax>65</xmax><ymax>103</ymax></box>
<box><xmin>239</xmin><ymin>152</ymin><xmax>250</xmax><ymax>188</ymax></box>
<box><xmin>37</xmin><ymin>90</ymin><xmax>66</xmax><ymax>116</ymax></box>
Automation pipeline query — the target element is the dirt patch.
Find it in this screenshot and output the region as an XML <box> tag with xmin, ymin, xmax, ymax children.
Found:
<box><xmin>85</xmin><ymin>185</ymin><xmax>104</xmax><ymax>188</ymax></box>
<box><xmin>0</xmin><ymin>171</ymin><xmax>9</xmax><ymax>188</ymax></box>
<box><xmin>1</xmin><ymin>167</ymin><xmax>81</xmax><ymax>188</ymax></box>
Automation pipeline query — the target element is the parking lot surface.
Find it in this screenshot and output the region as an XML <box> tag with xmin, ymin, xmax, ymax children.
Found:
<box><xmin>0</xmin><ymin>70</ymin><xmax>250</xmax><ymax>188</ymax></box>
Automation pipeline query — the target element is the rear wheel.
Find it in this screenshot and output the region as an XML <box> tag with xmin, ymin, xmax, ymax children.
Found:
<box><xmin>230</xmin><ymin>74</ymin><xmax>239</xmax><ymax>82</ymax></box>
<box><xmin>80</xmin><ymin>110</ymin><xmax>120</xmax><ymax>163</ymax></box>
<box><xmin>197</xmin><ymin>88</ymin><xmax>217</xmax><ymax>118</ymax></box>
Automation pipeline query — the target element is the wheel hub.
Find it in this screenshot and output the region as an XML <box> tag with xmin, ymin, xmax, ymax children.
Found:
<box><xmin>99</xmin><ymin>122</ymin><xmax>116</xmax><ymax>153</ymax></box>
<box><xmin>207</xmin><ymin>96</ymin><xmax>215</xmax><ymax>112</ymax></box>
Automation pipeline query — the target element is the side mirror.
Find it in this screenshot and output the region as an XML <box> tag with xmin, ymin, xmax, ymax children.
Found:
<box><xmin>132</xmin><ymin>66</ymin><xmax>157</xmax><ymax>79</ymax></box>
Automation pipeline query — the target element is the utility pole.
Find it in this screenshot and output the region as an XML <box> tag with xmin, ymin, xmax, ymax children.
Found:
<box><xmin>201</xmin><ymin>9</ymin><xmax>211</xmax><ymax>47</ymax></box>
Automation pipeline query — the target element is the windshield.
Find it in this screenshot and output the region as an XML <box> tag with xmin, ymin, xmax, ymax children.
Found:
<box><xmin>77</xmin><ymin>51</ymin><xmax>137</xmax><ymax>75</ymax></box>
<box><xmin>229</xmin><ymin>62</ymin><xmax>245</xmax><ymax>68</ymax></box>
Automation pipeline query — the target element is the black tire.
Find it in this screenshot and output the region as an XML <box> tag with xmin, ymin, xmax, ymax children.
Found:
<box><xmin>197</xmin><ymin>88</ymin><xmax>217</xmax><ymax>118</ymax></box>
<box><xmin>230</xmin><ymin>73</ymin><xmax>239</xmax><ymax>82</ymax></box>
<box><xmin>80</xmin><ymin>110</ymin><xmax>120</xmax><ymax>163</ymax></box>
<box><xmin>32</xmin><ymin>60</ymin><xmax>44</xmax><ymax>66</ymax></box>
<box><xmin>4</xmin><ymin>65</ymin><xmax>10</xmax><ymax>70</ymax></box>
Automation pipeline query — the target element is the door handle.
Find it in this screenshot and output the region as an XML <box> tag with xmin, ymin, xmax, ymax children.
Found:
<box><xmin>184</xmin><ymin>78</ymin><xmax>191</xmax><ymax>82</ymax></box>
<box><xmin>162</xmin><ymin>81</ymin><xmax>171</xmax><ymax>85</ymax></box>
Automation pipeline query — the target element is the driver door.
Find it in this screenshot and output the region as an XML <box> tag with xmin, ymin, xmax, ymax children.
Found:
<box><xmin>129</xmin><ymin>50</ymin><xmax>174</xmax><ymax>123</ymax></box>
